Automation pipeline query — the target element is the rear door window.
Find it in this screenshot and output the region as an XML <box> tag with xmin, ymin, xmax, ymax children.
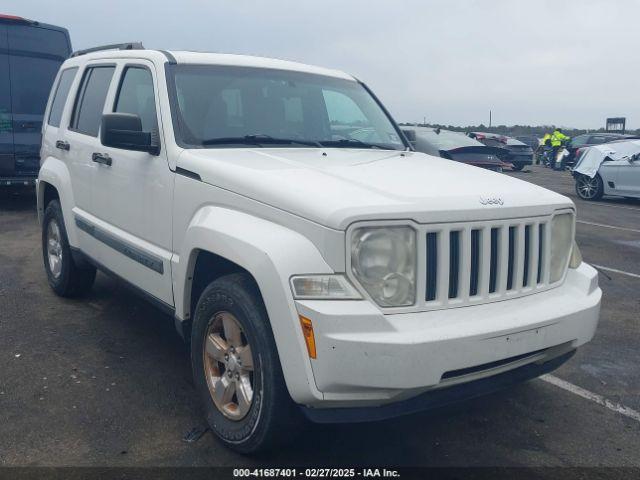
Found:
<box><xmin>48</xmin><ymin>68</ymin><xmax>78</xmax><ymax>128</ymax></box>
<box><xmin>70</xmin><ymin>66</ymin><xmax>115</xmax><ymax>137</ymax></box>
<box><xmin>114</xmin><ymin>66</ymin><xmax>157</xmax><ymax>132</ymax></box>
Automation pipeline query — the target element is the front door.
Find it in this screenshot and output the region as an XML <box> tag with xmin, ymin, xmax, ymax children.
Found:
<box><xmin>90</xmin><ymin>60</ymin><xmax>174</xmax><ymax>306</ymax></box>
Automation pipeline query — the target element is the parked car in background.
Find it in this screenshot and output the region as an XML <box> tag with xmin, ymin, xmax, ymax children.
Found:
<box><xmin>572</xmin><ymin>139</ymin><xmax>640</xmax><ymax>201</ymax></box>
<box><xmin>0</xmin><ymin>14</ymin><xmax>71</xmax><ymax>188</ymax></box>
<box><xmin>515</xmin><ymin>135</ymin><xmax>540</xmax><ymax>150</ymax></box>
<box><xmin>468</xmin><ymin>132</ymin><xmax>533</xmax><ymax>171</ymax></box>
<box><xmin>566</xmin><ymin>132</ymin><xmax>636</xmax><ymax>168</ymax></box>
<box><xmin>402</xmin><ymin>126</ymin><xmax>511</xmax><ymax>172</ymax></box>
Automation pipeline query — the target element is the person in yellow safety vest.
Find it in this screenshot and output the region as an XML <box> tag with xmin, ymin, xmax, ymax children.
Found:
<box><xmin>550</xmin><ymin>128</ymin><xmax>570</xmax><ymax>170</ymax></box>
<box><xmin>538</xmin><ymin>132</ymin><xmax>552</xmax><ymax>165</ymax></box>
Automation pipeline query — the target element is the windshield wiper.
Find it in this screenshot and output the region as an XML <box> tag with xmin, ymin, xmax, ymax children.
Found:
<box><xmin>201</xmin><ymin>134</ymin><xmax>322</xmax><ymax>147</ymax></box>
<box><xmin>318</xmin><ymin>139</ymin><xmax>388</xmax><ymax>150</ymax></box>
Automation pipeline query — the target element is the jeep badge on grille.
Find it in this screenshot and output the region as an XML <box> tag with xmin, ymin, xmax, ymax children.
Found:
<box><xmin>479</xmin><ymin>196</ymin><xmax>504</xmax><ymax>205</ymax></box>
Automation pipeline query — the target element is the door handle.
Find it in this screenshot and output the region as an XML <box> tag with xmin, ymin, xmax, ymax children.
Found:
<box><xmin>92</xmin><ymin>152</ymin><xmax>112</xmax><ymax>166</ymax></box>
<box><xmin>55</xmin><ymin>140</ymin><xmax>70</xmax><ymax>151</ymax></box>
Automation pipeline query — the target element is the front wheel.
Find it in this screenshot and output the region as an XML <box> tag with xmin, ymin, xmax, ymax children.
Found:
<box><xmin>191</xmin><ymin>273</ymin><xmax>302</xmax><ymax>453</ymax></box>
<box><xmin>42</xmin><ymin>200</ymin><xmax>96</xmax><ymax>297</ymax></box>
<box><xmin>575</xmin><ymin>174</ymin><xmax>604</xmax><ymax>201</ymax></box>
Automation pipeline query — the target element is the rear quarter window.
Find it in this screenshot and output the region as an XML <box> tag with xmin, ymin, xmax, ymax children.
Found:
<box><xmin>70</xmin><ymin>66</ymin><xmax>115</xmax><ymax>137</ymax></box>
<box><xmin>48</xmin><ymin>68</ymin><xmax>78</xmax><ymax>128</ymax></box>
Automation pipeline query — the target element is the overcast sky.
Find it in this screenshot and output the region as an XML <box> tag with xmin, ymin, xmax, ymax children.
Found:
<box><xmin>7</xmin><ymin>0</ymin><xmax>639</xmax><ymax>129</ymax></box>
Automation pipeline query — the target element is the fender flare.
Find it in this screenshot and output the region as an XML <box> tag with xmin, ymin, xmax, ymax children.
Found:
<box><xmin>174</xmin><ymin>206</ymin><xmax>333</xmax><ymax>404</ymax></box>
<box><xmin>37</xmin><ymin>157</ymin><xmax>79</xmax><ymax>246</ymax></box>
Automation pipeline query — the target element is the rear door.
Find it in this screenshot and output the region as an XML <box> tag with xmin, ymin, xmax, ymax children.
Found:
<box><xmin>0</xmin><ymin>24</ymin><xmax>14</xmax><ymax>178</ymax></box>
<box><xmin>7</xmin><ymin>24</ymin><xmax>70</xmax><ymax>177</ymax></box>
<box><xmin>65</xmin><ymin>64</ymin><xmax>116</xmax><ymax>259</ymax></box>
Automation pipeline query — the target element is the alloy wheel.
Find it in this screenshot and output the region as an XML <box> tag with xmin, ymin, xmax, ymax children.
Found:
<box><xmin>46</xmin><ymin>220</ymin><xmax>63</xmax><ymax>279</ymax></box>
<box><xmin>577</xmin><ymin>176</ymin><xmax>599</xmax><ymax>199</ymax></box>
<box><xmin>203</xmin><ymin>311</ymin><xmax>255</xmax><ymax>420</ymax></box>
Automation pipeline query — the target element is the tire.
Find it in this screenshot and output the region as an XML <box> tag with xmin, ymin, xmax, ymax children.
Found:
<box><xmin>42</xmin><ymin>200</ymin><xmax>96</xmax><ymax>297</ymax></box>
<box><xmin>191</xmin><ymin>273</ymin><xmax>301</xmax><ymax>454</ymax></box>
<box><xmin>575</xmin><ymin>174</ymin><xmax>604</xmax><ymax>201</ymax></box>
<box><xmin>511</xmin><ymin>164</ymin><xmax>525</xmax><ymax>171</ymax></box>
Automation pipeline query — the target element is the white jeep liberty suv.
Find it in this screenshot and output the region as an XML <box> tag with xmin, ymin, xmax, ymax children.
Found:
<box><xmin>37</xmin><ymin>43</ymin><xmax>601</xmax><ymax>453</ymax></box>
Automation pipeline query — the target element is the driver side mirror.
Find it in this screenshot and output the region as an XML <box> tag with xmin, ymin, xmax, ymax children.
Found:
<box><xmin>101</xmin><ymin>113</ymin><xmax>159</xmax><ymax>155</ymax></box>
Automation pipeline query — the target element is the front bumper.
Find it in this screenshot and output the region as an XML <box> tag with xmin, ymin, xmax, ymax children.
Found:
<box><xmin>301</xmin><ymin>349</ymin><xmax>575</xmax><ymax>423</ymax></box>
<box><xmin>294</xmin><ymin>263</ymin><xmax>600</xmax><ymax>408</ymax></box>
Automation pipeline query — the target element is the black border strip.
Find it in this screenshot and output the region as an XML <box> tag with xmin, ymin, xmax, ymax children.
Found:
<box><xmin>158</xmin><ymin>49</ymin><xmax>177</xmax><ymax>64</ymax></box>
<box><xmin>175</xmin><ymin>167</ymin><xmax>201</xmax><ymax>181</ymax></box>
<box><xmin>75</xmin><ymin>217</ymin><xmax>164</xmax><ymax>274</ymax></box>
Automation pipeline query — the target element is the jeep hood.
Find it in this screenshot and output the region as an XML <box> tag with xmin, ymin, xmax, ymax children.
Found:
<box><xmin>178</xmin><ymin>149</ymin><xmax>572</xmax><ymax>230</ymax></box>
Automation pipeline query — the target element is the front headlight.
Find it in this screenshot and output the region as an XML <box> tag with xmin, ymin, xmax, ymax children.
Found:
<box><xmin>291</xmin><ymin>275</ymin><xmax>362</xmax><ymax>300</ymax></box>
<box><xmin>350</xmin><ymin>226</ymin><xmax>416</xmax><ymax>307</ymax></box>
<box><xmin>550</xmin><ymin>213</ymin><xmax>574</xmax><ymax>282</ymax></box>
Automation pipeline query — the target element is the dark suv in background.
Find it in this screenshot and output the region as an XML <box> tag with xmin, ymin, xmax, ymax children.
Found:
<box><xmin>1</xmin><ymin>14</ymin><xmax>71</xmax><ymax>187</ymax></box>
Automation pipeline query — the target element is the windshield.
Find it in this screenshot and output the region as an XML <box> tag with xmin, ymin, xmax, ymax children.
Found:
<box><xmin>166</xmin><ymin>65</ymin><xmax>406</xmax><ymax>150</ymax></box>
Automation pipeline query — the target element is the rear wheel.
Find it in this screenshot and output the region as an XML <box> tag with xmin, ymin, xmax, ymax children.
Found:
<box><xmin>42</xmin><ymin>200</ymin><xmax>96</xmax><ymax>297</ymax></box>
<box><xmin>511</xmin><ymin>164</ymin><xmax>525</xmax><ymax>171</ymax></box>
<box><xmin>575</xmin><ymin>174</ymin><xmax>604</xmax><ymax>201</ymax></box>
<box><xmin>191</xmin><ymin>273</ymin><xmax>301</xmax><ymax>453</ymax></box>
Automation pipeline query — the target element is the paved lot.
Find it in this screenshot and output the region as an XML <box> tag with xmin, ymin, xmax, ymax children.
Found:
<box><xmin>0</xmin><ymin>165</ymin><xmax>638</xmax><ymax>467</ymax></box>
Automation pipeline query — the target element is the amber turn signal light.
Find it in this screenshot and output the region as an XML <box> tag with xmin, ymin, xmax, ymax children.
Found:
<box><xmin>299</xmin><ymin>315</ymin><xmax>317</xmax><ymax>359</ymax></box>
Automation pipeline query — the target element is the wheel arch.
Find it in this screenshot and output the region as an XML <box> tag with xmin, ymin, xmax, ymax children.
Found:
<box><xmin>174</xmin><ymin>206</ymin><xmax>333</xmax><ymax>404</ymax></box>
<box><xmin>37</xmin><ymin>157</ymin><xmax>78</xmax><ymax>245</ymax></box>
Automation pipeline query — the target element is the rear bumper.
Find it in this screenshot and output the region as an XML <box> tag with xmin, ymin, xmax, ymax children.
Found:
<box><xmin>301</xmin><ymin>349</ymin><xmax>574</xmax><ymax>423</ymax></box>
<box><xmin>0</xmin><ymin>176</ymin><xmax>37</xmax><ymax>187</ymax></box>
<box><xmin>508</xmin><ymin>155</ymin><xmax>533</xmax><ymax>165</ymax></box>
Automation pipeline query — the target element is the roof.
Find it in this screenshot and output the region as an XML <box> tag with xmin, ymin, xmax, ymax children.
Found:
<box><xmin>0</xmin><ymin>13</ymin><xmax>70</xmax><ymax>35</ymax></box>
<box><xmin>169</xmin><ymin>51</ymin><xmax>354</xmax><ymax>80</ymax></box>
<box><xmin>65</xmin><ymin>46</ymin><xmax>355</xmax><ymax>81</ymax></box>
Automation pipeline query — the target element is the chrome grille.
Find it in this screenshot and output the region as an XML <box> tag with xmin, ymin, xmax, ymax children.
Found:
<box><xmin>423</xmin><ymin>217</ymin><xmax>552</xmax><ymax>309</ymax></box>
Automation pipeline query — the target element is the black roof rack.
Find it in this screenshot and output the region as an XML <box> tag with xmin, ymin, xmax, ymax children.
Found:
<box><xmin>71</xmin><ymin>42</ymin><xmax>144</xmax><ymax>58</ymax></box>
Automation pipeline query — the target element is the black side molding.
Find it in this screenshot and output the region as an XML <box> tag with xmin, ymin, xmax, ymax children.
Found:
<box><xmin>176</xmin><ymin>167</ymin><xmax>201</xmax><ymax>181</ymax></box>
<box><xmin>75</xmin><ymin>217</ymin><xmax>164</xmax><ymax>274</ymax></box>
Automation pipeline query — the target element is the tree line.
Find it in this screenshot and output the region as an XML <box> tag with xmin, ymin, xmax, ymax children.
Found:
<box><xmin>398</xmin><ymin>123</ymin><xmax>640</xmax><ymax>138</ymax></box>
